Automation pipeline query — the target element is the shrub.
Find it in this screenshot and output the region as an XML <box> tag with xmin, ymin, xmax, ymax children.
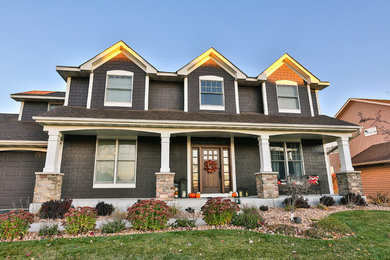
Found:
<box><xmin>283</xmin><ymin>196</ymin><xmax>310</xmax><ymax>211</ymax></box>
<box><xmin>127</xmin><ymin>199</ymin><xmax>172</xmax><ymax>231</ymax></box>
<box><xmin>39</xmin><ymin>198</ymin><xmax>72</xmax><ymax>219</ymax></box>
<box><xmin>169</xmin><ymin>205</ymin><xmax>179</xmax><ymax>217</ymax></box>
<box><xmin>170</xmin><ymin>218</ymin><xmax>196</xmax><ymax>228</ymax></box>
<box><xmin>340</xmin><ymin>193</ymin><xmax>367</xmax><ymax>206</ymax></box>
<box><xmin>233</xmin><ymin>207</ymin><xmax>263</xmax><ymax>229</ymax></box>
<box><xmin>201</xmin><ymin>197</ymin><xmax>239</xmax><ymax>226</ymax></box>
<box><xmin>38</xmin><ymin>224</ymin><xmax>59</xmax><ymax>238</ymax></box>
<box><xmin>62</xmin><ymin>207</ymin><xmax>97</xmax><ymax>234</ymax></box>
<box><xmin>95</xmin><ymin>202</ymin><xmax>114</xmax><ymax>216</ymax></box>
<box><xmin>369</xmin><ymin>192</ymin><xmax>390</xmax><ymax>206</ymax></box>
<box><xmin>0</xmin><ymin>210</ymin><xmax>34</xmax><ymax>240</ymax></box>
<box><xmin>101</xmin><ymin>219</ymin><xmax>126</xmax><ymax>233</ymax></box>
<box><xmin>319</xmin><ymin>196</ymin><xmax>336</xmax><ymax>206</ymax></box>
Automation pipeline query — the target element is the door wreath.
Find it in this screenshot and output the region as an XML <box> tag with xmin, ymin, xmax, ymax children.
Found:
<box><xmin>204</xmin><ymin>160</ymin><xmax>218</xmax><ymax>174</ymax></box>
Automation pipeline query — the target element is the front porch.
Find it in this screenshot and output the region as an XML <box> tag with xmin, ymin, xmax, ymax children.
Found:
<box><xmin>30</xmin><ymin>125</ymin><xmax>364</xmax><ymax>209</ymax></box>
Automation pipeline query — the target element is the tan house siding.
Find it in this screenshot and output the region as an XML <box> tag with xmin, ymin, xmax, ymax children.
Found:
<box><xmin>356</xmin><ymin>164</ymin><xmax>390</xmax><ymax>197</ymax></box>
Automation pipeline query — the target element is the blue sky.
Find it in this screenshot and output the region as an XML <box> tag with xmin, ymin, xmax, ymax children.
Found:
<box><xmin>0</xmin><ymin>0</ymin><xmax>389</xmax><ymax>116</ymax></box>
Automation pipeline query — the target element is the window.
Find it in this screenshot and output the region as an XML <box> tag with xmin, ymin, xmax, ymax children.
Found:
<box><xmin>199</xmin><ymin>75</ymin><xmax>224</xmax><ymax>110</ymax></box>
<box><xmin>270</xmin><ymin>142</ymin><xmax>304</xmax><ymax>181</ymax></box>
<box><xmin>48</xmin><ymin>103</ymin><xmax>62</xmax><ymax>111</ymax></box>
<box><xmin>93</xmin><ymin>139</ymin><xmax>136</xmax><ymax>188</ymax></box>
<box><xmin>276</xmin><ymin>80</ymin><xmax>300</xmax><ymax>113</ymax></box>
<box><xmin>104</xmin><ymin>70</ymin><xmax>134</xmax><ymax>107</ymax></box>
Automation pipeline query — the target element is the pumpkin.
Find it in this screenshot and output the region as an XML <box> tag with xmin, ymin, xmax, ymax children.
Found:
<box><xmin>232</xmin><ymin>192</ymin><xmax>238</xmax><ymax>197</ymax></box>
<box><xmin>196</xmin><ymin>193</ymin><xmax>201</xmax><ymax>198</ymax></box>
<box><xmin>188</xmin><ymin>193</ymin><xmax>196</xmax><ymax>198</ymax></box>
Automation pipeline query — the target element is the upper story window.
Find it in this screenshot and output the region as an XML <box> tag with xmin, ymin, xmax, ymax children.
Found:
<box><xmin>199</xmin><ymin>75</ymin><xmax>225</xmax><ymax>111</ymax></box>
<box><xmin>276</xmin><ymin>80</ymin><xmax>300</xmax><ymax>113</ymax></box>
<box><xmin>104</xmin><ymin>70</ymin><xmax>134</xmax><ymax>107</ymax></box>
<box><xmin>48</xmin><ymin>103</ymin><xmax>62</xmax><ymax>111</ymax></box>
<box><xmin>270</xmin><ymin>142</ymin><xmax>304</xmax><ymax>181</ymax></box>
<box><xmin>93</xmin><ymin>138</ymin><xmax>137</xmax><ymax>188</ymax></box>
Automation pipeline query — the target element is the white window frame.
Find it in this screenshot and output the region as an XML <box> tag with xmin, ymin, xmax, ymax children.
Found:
<box><xmin>104</xmin><ymin>70</ymin><xmax>134</xmax><ymax>107</ymax></box>
<box><xmin>276</xmin><ymin>80</ymin><xmax>301</xmax><ymax>113</ymax></box>
<box><xmin>93</xmin><ymin>137</ymin><xmax>137</xmax><ymax>188</ymax></box>
<box><xmin>270</xmin><ymin>140</ymin><xmax>305</xmax><ymax>181</ymax></box>
<box><xmin>199</xmin><ymin>75</ymin><xmax>225</xmax><ymax>111</ymax></box>
<box><xmin>47</xmin><ymin>102</ymin><xmax>62</xmax><ymax>111</ymax></box>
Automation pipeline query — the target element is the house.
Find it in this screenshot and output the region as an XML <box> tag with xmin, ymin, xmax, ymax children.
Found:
<box><xmin>329</xmin><ymin>98</ymin><xmax>390</xmax><ymax>196</ymax></box>
<box><xmin>0</xmin><ymin>41</ymin><xmax>362</xmax><ymax>211</ymax></box>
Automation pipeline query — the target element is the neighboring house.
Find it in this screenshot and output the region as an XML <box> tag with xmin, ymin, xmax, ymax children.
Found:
<box><xmin>329</xmin><ymin>98</ymin><xmax>390</xmax><ymax>196</ymax></box>
<box><xmin>0</xmin><ymin>41</ymin><xmax>362</xmax><ymax>210</ymax></box>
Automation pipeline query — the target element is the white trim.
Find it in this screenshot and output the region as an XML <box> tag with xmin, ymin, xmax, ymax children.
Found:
<box><xmin>93</xmin><ymin>138</ymin><xmax>137</xmax><ymax>189</ymax></box>
<box><xmin>335</xmin><ymin>98</ymin><xmax>390</xmax><ymax>118</ymax></box>
<box><xmin>160</xmin><ymin>133</ymin><xmax>171</xmax><ymax>172</ymax></box>
<box><xmin>187</xmin><ymin>136</ymin><xmax>191</xmax><ymax>195</ymax></box>
<box><xmin>10</xmin><ymin>95</ymin><xmax>64</xmax><ymax>101</ymax></box>
<box><xmin>337</xmin><ymin>136</ymin><xmax>355</xmax><ymax>172</ymax></box>
<box><xmin>144</xmin><ymin>75</ymin><xmax>149</xmax><ymax>110</ymax></box>
<box><xmin>261</xmin><ymin>82</ymin><xmax>268</xmax><ymax>115</ymax></box>
<box><xmin>18</xmin><ymin>101</ymin><xmax>24</xmax><ymax>121</ymax></box>
<box><xmin>87</xmin><ymin>72</ymin><xmax>94</xmax><ymax>109</ymax></box>
<box><xmin>0</xmin><ymin>147</ymin><xmax>47</xmax><ymax>152</ymax></box>
<box><xmin>0</xmin><ymin>140</ymin><xmax>47</xmax><ymax>146</ymax></box>
<box><xmin>258</xmin><ymin>135</ymin><xmax>273</xmax><ymax>172</ymax></box>
<box><xmin>315</xmin><ymin>90</ymin><xmax>321</xmax><ymax>115</ymax></box>
<box><xmin>230</xmin><ymin>136</ymin><xmax>237</xmax><ymax>192</ymax></box>
<box><xmin>307</xmin><ymin>85</ymin><xmax>314</xmax><ymax>117</ymax></box>
<box><xmin>184</xmin><ymin>77</ymin><xmax>188</xmax><ymax>112</ymax></box>
<box><xmin>43</xmin><ymin>130</ymin><xmax>63</xmax><ymax>173</ymax></box>
<box><xmin>276</xmin><ymin>81</ymin><xmax>301</xmax><ymax>114</ymax></box>
<box><xmin>104</xmin><ymin>70</ymin><xmax>134</xmax><ymax>107</ymax></box>
<box><xmin>199</xmin><ymin>75</ymin><xmax>225</xmax><ymax>111</ymax></box>
<box><xmin>323</xmin><ymin>140</ymin><xmax>334</xmax><ymax>194</ymax></box>
<box><xmin>270</xmin><ymin>140</ymin><xmax>305</xmax><ymax>180</ymax></box>
<box><xmin>234</xmin><ymin>80</ymin><xmax>240</xmax><ymax>114</ymax></box>
<box><xmin>64</xmin><ymin>77</ymin><xmax>71</xmax><ymax>106</ymax></box>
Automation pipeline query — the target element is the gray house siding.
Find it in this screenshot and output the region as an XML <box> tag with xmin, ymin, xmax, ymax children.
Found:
<box><xmin>22</xmin><ymin>102</ymin><xmax>48</xmax><ymax>121</ymax></box>
<box><xmin>149</xmin><ymin>81</ymin><xmax>184</xmax><ymax>110</ymax></box>
<box><xmin>61</xmin><ymin>135</ymin><xmax>159</xmax><ymax>198</ymax></box>
<box><xmin>301</xmin><ymin>139</ymin><xmax>330</xmax><ymax>193</ymax></box>
<box><xmin>238</xmin><ymin>85</ymin><xmax>263</xmax><ymax>114</ymax></box>
<box><xmin>234</xmin><ymin>137</ymin><xmax>259</xmax><ymax>196</ymax></box>
<box><xmin>90</xmin><ymin>54</ymin><xmax>146</xmax><ymax>110</ymax></box>
<box><xmin>68</xmin><ymin>77</ymin><xmax>89</xmax><ymax>107</ymax></box>
<box><xmin>187</xmin><ymin>60</ymin><xmax>236</xmax><ymax>113</ymax></box>
<box><xmin>311</xmin><ymin>91</ymin><xmax>319</xmax><ymax>115</ymax></box>
<box><xmin>170</xmin><ymin>137</ymin><xmax>187</xmax><ymax>183</ymax></box>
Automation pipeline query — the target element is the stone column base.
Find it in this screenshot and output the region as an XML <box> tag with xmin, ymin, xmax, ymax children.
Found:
<box><xmin>336</xmin><ymin>171</ymin><xmax>363</xmax><ymax>195</ymax></box>
<box><xmin>33</xmin><ymin>172</ymin><xmax>64</xmax><ymax>203</ymax></box>
<box><xmin>155</xmin><ymin>172</ymin><xmax>175</xmax><ymax>200</ymax></box>
<box><xmin>255</xmin><ymin>172</ymin><xmax>279</xmax><ymax>198</ymax></box>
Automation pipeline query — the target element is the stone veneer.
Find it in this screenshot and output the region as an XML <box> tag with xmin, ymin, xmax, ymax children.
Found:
<box><xmin>155</xmin><ymin>172</ymin><xmax>175</xmax><ymax>200</ymax></box>
<box><xmin>336</xmin><ymin>171</ymin><xmax>364</xmax><ymax>195</ymax></box>
<box><xmin>255</xmin><ymin>172</ymin><xmax>279</xmax><ymax>198</ymax></box>
<box><xmin>33</xmin><ymin>173</ymin><xmax>64</xmax><ymax>203</ymax></box>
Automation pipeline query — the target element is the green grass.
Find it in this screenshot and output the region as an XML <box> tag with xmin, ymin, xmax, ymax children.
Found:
<box><xmin>1</xmin><ymin>210</ymin><xmax>389</xmax><ymax>259</ymax></box>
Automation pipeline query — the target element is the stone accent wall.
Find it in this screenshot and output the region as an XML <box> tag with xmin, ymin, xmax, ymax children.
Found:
<box><xmin>336</xmin><ymin>171</ymin><xmax>364</xmax><ymax>195</ymax></box>
<box><xmin>255</xmin><ymin>172</ymin><xmax>279</xmax><ymax>198</ymax></box>
<box><xmin>33</xmin><ymin>173</ymin><xmax>63</xmax><ymax>203</ymax></box>
<box><xmin>155</xmin><ymin>172</ymin><xmax>175</xmax><ymax>200</ymax></box>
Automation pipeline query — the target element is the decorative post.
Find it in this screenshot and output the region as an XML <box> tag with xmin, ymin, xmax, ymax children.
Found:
<box><xmin>33</xmin><ymin>130</ymin><xmax>64</xmax><ymax>203</ymax></box>
<box><xmin>156</xmin><ymin>132</ymin><xmax>175</xmax><ymax>200</ymax></box>
<box><xmin>255</xmin><ymin>135</ymin><xmax>279</xmax><ymax>198</ymax></box>
<box><xmin>335</xmin><ymin>136</ymin><xmax>363</xmax><ymax>195</ymax></box>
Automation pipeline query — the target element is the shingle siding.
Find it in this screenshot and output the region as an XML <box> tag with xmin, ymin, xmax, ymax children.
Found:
<box><xmin>68</xmin><ymin>77</ymin><xmax>89</xmax><ymax>107</ymax></box>
<box><xmin>301</xmin><ymin>139</ymin><xmax>330</xmax><ymax>193</ymax></box>
<box><xmin>149</xmin><ymin>81</ymin><xmax>184</xmax><ymax>110</ymax></box>
<box><xmin>90</xmin><ymin>53</ymin><xmax>146</xmax><ymax>110</ymax></box>
<box><xmin>61</xmin><ymin>135</ymin><xmax>159</xmax><ymax>198</ymax></box>
<box><xmin>188</xmin><ymin>59</ymin><xmax>236</xmax><ymax>113</ymax></box>
<box><xmin>238</xmin><ymin>85</ymin><xmax>263</xmax><ymax>113</ymax></box>
<box><xmin>170</xmin><ymin>137</ymin><xmax>187</xmax><ymax>182</ymax></box>
<box><xmin>22</xmin><ymin>102</ymin><xmax>48</xmax><ymax>121</ymax></box>
<box><xmin>311</xmin><ymin>90</ymin><xmax>319</xmax><ymax>115</ymax></box>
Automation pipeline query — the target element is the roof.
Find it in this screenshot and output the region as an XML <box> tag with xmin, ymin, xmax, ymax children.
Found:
<box><xmin>34</xmin><ymin>106</ymin><xmax>358</xmax><ymax>130</ymax></box>
<box><xmin>11</xmin><ymin>91</ymin><xmax>65</xmax><ymax>101</ymax></box>
<box><xmin>352</xmin><ymin>142</ymin><xmax>390</xmax><ymax>166</ymax></box>
<box><xmin>335</xmin><ymin>98</ymin><xmax>390</xmax><ymax>118</ymax></box>
<box><xmin>0</xmin><ymin>114</ymin><xmax>48</xmax><ymax>141</ymax></box>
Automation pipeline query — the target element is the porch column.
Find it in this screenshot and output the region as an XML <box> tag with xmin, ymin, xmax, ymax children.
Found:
<box><xmin>155</xmin><ymin>132</ymin><xmax>175</xmax><ymax>200</ymax></box>
<box><xmin>255</xmin><ymin>135</ymin><xmax>279</xmax><ymax>198</ymax></box>
<box><xmin>335</xmin><ymin>136</ymin><xmax>363</xmax><ymax>195</ymax></box>
<box><xmin>33</xmin><ymin>130</ymin><xmax>64</xmax><ymax>203</ymax></box>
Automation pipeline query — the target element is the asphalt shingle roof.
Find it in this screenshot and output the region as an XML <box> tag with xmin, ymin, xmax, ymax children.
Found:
<box><xmin>0</xmin><ymin>114</ymin><xmax>48</xmax><ymax>141</ymax></box>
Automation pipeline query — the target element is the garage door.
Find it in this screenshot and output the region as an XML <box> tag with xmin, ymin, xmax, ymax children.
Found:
<box><xmin>0</xmin><ymin>151</ymin><xmax>46</xmax><ymax>210</ymax></box>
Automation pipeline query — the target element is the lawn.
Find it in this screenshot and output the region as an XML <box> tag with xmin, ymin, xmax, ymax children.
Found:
<box><xmin>1</xmin><ymin>210</ymin><xmax>389</xmax><ymax>259</ymax></box>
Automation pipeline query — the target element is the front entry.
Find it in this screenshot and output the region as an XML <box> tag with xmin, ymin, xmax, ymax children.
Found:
<box><xmin>191</xmin><ymin>146</ymin><xmax>232</xmax><ymax>194</ymax></box>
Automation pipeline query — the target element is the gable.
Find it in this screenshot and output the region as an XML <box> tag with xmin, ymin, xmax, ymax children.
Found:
<box><xmin>267</xmin><ymin>64</ymin><xmax>305</xmax><ymax>85</ymax></box>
